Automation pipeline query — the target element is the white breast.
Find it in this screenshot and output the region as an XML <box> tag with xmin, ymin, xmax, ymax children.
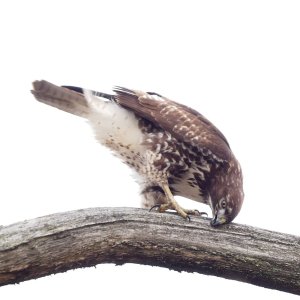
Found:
<box><xmin>85</xmin><ymin>90</ymin><xmax>145</xmax><ymax>156</ymax></box>
<box><xmin>172</xmin><ymin>168</ymin><xmax>206</xmax><ymax>203</ymax></box>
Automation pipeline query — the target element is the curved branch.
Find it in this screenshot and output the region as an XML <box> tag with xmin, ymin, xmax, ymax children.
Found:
<box><xmin>0</xmin><ymin>207</ymin><xmax>299</xmax><ymax>295</ymax></box>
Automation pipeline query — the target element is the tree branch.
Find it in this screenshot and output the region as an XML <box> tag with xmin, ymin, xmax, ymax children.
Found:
<box><xmin>0</xmin><ymin>207</ymin><xmax>299</xmax><ymax>295</ymax></box>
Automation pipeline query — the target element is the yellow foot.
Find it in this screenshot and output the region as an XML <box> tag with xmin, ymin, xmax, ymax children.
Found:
<box><xmin>149</xmin><ymin>183</ymin><xmax>208</xmax><ymax>221</ymax></box>
<box><xmin>150</xmin><ymin>204</ymin><xmax>207</xmax><ymax>220</ymax></box>
<box><xmin>183</xmin><ymin>209</ymin><xmax>208</xmax><ymax>217</ymax></box>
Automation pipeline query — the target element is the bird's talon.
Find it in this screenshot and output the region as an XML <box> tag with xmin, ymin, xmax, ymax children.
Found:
<box><xmin>149</xmin><ymin>203</ymin><xmax>207</xmax><ymax>222</ymax></box>
<box><xmin>198</xmin><ymin>211</ymin><xmax>208</xmax><ymax>217</ymax></box>
<box><xmin>149</xmin><ymin>204</ymin><xmax>161</xmax><ymax>212</ymax></box>
<box><xmin>182</xmin><ymin>209</ymin><xmax>208</xmax><ymax>217</ymax></box>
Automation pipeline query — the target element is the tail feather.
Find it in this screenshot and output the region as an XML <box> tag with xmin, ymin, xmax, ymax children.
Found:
<box><xmin>62</xmin><ymin>85</ymin><xmax>115</xmax><ymax>101</ymax></box>
<box><xmin>31</xmin><ymin>80</ymin><xmax>89</xmax><ymax>118</ymax></box>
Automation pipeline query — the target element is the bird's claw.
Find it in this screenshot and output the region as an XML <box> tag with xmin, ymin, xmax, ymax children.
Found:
<box><xmin>193</xmin><ymin>210</ymin><xmax>208</xmax><ymax>217</ymax></box>
<box><xmin>149</xmin><ymin>204</ymin><xmax>161</xmax><ymax>212</ymax></box>
<box><xmin>149</xmin><ymin>204</ymin><xmax>206</xmax><ymax>221</ymax></box>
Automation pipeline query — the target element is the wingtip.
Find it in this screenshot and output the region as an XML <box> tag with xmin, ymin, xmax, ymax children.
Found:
<box><xmin>113</xmin><ymin>86</ymin><xmax>136</xmax><ymax>95</ymax></box>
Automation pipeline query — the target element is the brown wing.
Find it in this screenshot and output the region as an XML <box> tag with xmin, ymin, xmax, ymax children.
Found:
<box><xmin>113</xmin><ymin>87</ymin><xmax>232</xmax><ymax>162</ymax></box>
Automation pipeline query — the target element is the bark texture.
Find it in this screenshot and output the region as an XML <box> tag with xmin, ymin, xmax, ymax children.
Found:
<box><xmin>0</xmin><ymin>207</ymin><xmax>299</xmax><ymax>295</ymax></box>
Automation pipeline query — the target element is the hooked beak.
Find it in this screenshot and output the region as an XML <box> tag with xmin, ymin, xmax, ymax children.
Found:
<box><xmin>210</xmin><ymin>214</ymin><xmax>226</xmax><ymax>227</ymax></box>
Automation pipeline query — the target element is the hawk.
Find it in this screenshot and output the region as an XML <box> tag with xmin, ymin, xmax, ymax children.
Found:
<box><xmin>31</xmin><ymin>80</ymin><xmax>244</xmax><ymax>226</ymax></box>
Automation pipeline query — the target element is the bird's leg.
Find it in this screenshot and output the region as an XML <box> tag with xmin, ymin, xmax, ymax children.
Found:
<box><xmin>156</xmin><ymin>183</ymin><xmax>202</xmax><ymax>219</ymax></box>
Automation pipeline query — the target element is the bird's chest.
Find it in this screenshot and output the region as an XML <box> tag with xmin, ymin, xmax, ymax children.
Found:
<box><xmin>115</xmin><ymin>144</ymin><xmax>146</xmax><ymax>174</ymax></box>
<box><xmin>170</xmin><ymin>167</ymin><xmax>208</xmax><ymax>203</ymax></box>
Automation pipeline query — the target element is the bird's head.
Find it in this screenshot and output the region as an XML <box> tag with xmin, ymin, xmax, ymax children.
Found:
<box><xmin>209</xmin><ymin>163</ymin><xmax>244</xmax><ymax>226</ymax></box>
<box><xmin>209</xmin><ymin>192</ymin><xmax>243</xmax><ymax>226</ymax></box>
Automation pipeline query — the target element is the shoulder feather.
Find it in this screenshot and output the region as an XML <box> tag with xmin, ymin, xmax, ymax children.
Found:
<box><xmin>113</xmin><ymin>87</ymin><xmax>232</xmax><ymax>161</ymax></box>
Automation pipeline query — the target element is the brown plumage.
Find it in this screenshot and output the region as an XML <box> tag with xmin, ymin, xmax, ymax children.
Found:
<box><xmin>32</xmin><ymin>80</ymin><xmax>244</xmax><ymax>225</ymax></box>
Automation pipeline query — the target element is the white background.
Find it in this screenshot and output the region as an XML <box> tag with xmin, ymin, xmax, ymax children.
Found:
<box><xmin>0</xmin><ymin>1</ymin><xmax>299</xmax><ymax>299</ymax></box>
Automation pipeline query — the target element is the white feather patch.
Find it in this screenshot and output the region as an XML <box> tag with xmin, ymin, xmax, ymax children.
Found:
<box><xmin>84</xmin><ymin>90</ymin><xmax>145</xmax><ymax>154</ymax></box>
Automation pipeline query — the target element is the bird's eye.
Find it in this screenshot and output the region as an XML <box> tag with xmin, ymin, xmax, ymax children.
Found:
<box><xmin>220</xmin><ymin>199</ymin><xmax>227</xmax><ymax>208</ymax></box>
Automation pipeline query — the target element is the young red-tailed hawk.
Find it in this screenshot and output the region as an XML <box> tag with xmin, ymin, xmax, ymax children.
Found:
<box><xmin>32</xmin><ymin>80</ymin><xmax>244</xmax><ymax>226</ymax></box>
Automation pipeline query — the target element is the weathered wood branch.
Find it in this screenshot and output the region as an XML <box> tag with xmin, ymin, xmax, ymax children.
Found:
<box><xmin>0</xmin><ymin>207</ymin><xmax>299</xmax><ymax>295</ymax></box>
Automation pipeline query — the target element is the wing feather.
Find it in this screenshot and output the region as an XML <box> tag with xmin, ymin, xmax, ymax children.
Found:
<box><xmin>114</xmin><ymin>87</ymin><xmax>232</xmax><ymax>161</ymax></box>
